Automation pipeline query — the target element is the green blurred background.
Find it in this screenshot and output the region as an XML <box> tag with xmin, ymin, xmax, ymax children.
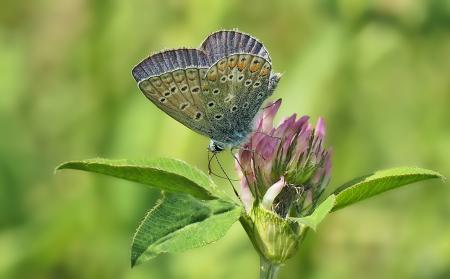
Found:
<box><xmin>1</xmin><ymin>0</ymin><xmax>449</xmax><ymax>278</ymax></box>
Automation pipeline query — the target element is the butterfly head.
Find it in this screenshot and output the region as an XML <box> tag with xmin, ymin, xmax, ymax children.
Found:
<box><xmin>208</xmin><ymin>140</ymin><xmax>225</xmax><ymax>153</ymax></box>
<box><xmin>269</xmin><ymin>72</ymin><xmax>282</xmax><ymax>92</ymax></box>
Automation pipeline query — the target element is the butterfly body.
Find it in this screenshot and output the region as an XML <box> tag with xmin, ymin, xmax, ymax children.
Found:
<box><xmin>132</xmin><ymin>30</ymin><xmax>281</xmax><ymax>153</ymax></box>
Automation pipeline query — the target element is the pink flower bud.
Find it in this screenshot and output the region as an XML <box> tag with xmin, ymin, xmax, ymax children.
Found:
<box><xmin>235</xmin><ymin>99</ymin><xmax>332</xmax><ymax>218</ymax></box>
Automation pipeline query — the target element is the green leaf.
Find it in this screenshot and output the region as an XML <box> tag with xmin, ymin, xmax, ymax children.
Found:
<box><xmin>333</xmin><ymin>167</ymin><xmax>445</xmax><ymax>211</ymax></box>
<box><xmin>131</xmin><ymin>193</ymin><xmax>242</xmax><ymax>266</ymax></box>
<box><xmin>291</xmin><ymin>194</ymin><xmax>335</xmax><ymax>231</ymax></box>
<box><xmin>56</xmin><ymin>158</ymin><xmax>227</xmax><ymax>200</ymax></box>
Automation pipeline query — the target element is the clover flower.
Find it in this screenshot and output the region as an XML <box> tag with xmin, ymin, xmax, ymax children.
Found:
<box><xmin>237</xmin><ymin>99</ymin><xmax>332</xmax><ymax>264</ymax></box>
<box><xmin>237</xmin><ymin>99</ymin><xmax>332</xmax><ymax>216</ymax></box>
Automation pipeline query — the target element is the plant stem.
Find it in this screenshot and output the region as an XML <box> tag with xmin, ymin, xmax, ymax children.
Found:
<box><xmin>260</xmin><ymin>257</ymin><xmax>280</xmax><ymax>279</ymax></box>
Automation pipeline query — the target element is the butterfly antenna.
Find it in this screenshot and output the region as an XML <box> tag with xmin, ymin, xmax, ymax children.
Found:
<box><xmin>214</xmin><ymin>154</ymin><xmax>240</xmax><ymax>200</ymax></box>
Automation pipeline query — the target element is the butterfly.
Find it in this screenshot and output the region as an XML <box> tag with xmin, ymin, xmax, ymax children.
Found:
<box><xmin>132</xmin><ymin>30</ymin><xmax>281</xmax><ymax>153</ymax></box>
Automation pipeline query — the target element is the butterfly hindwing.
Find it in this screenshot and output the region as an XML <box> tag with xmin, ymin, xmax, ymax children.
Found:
<box><xmin>202</xmin><ymin>53</ymin><xmax>273</xmax><ymax>144</ymax></box>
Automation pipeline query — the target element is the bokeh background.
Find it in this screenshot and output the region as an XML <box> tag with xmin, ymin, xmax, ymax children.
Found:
<box><xmin>1</xmin><ymin>0</ymin><xmax>449</xmax><ymax>278</ymax></box>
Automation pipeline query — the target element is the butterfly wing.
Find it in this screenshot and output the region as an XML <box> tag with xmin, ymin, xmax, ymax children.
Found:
<box><xmin>132</xmin><ymin>31</ymin><xmax>280</xmax><ymax>146</ymax></box>
<box><xmin>132</xmin><ymin>49</ymin><xmax>216</xmax><ymax>138</ymax></box>
<box><xmin>200</xmin><ymin>30</ymin><xmax>271</xmax><ymax>64</ymax></box>
<box><xmin>201</xmin><ymin>53</ymin><xmax>275</xmax><ymax>145</ymax></box>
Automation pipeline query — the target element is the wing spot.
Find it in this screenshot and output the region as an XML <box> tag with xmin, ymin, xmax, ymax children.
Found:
<box><xmin>238</xmin><ymin>74</ymin><xmax>244</xmax><ymax>81</ymax></box>
<box><xmin>164</xmin><ymin>91</ymin><xmax>171</xmax><ymax>97</ymax></box>
<box><xmin>228</xmin><ymin>56</ymin><xmax>237</xmax><ymax>68</ymax></box>
<box><xmin>170</xmin><ymin>86</ymin><xmax>177</xmax><ymax>93</ymax></box>
<box><xmin>220</xmin><ymin>76</ymin><xmax>227</xmax><ymax>83</ymax></box>
<box><xmin>253</xmin><ymin>81</ymin><xmax>261</xmax><ymax>88</ymax></box>
<box><xmin>195</xmin><ymin>112</ymin><xmax>203</xmax><ymax>121</ymax></box>
<box><xmin>228</xmin><ymin>74</ymin><xmax>234</xmax><ymax>80</ymax></box>
<box><xmin>159</xmin><ymin>97</ymin><xmax>167</xmax><ymax>103</ymax></box>
<box><xmin>181</xmin><ymin>85</ymin><xmax>188</xmax><ymax>92</ymax></box>
<box><xmin>180</xmin><ymin>102</ymin><xmax>190</xmax><ymax>110</ymax></box>
<box><xmin>187</xmin><ymin>69</ymin><xmax>197</xmax><ymax>80</ymax></box>
<box><xmin>162</xmin><ymin>74</ymin><xmax>171</xmax><ymax>82</ymax></box>
<box><xmin>245</xmin><ymin>79</ymin><xmax>253</xmax><ymax>87</ymax></box>
<box><xmin>230</xmin><ymin>105</ymin><xmax>238</xmax><ymax>112</ymax></box>
<box><xmin>150</xmin><ymin>77</ymin><xmax>162</xmax><ymax>86</ymax></box>
<box><xmin>174</xmin><ymin>71</ymin><xmax>185</xmax><ymax>82</ymax></box>
<box><xmin>224</xmin><ymin>94</ymin><xmax>234</xmax><ymax>103</ymax></box>
<box><xmin>213</xmin><ymin>88</ymin><xmax>220</xmax><ymax>95</ymax></box>
<box><xmin>257</xmin><ymin>93</ymin><xmax>264</xmax><ymax>99</ymax></box>
<box><xmin>214</xmin><ymin>114</ymin><xmax>224</xmax><ymax>120</ymax></box>
<box><xmin>191</xmin><ymin>86</ymin><xmax>200</xmax><ymax>94</ymax></box>
<box><xmin>207</xmin><ymin>101</ymin><xmax>215</xmax><ymax>108</ymax></box>
<box><xmin>243</xmin><ymin>102</ymin><xmax>250</xmax><ymax>109</ymax></box>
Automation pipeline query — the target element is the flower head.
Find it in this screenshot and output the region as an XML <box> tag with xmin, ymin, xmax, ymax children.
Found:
<box><xmin>236</xmin><ymin>99</ymin><xmax>332</xmax><ymax>217</ymax></box>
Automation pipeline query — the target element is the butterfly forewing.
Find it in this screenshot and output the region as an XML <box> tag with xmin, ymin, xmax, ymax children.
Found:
<box><xmin>135</xmin><ymin>49</ymin><xmax>215</xmax><ymax>137</ymax></box>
